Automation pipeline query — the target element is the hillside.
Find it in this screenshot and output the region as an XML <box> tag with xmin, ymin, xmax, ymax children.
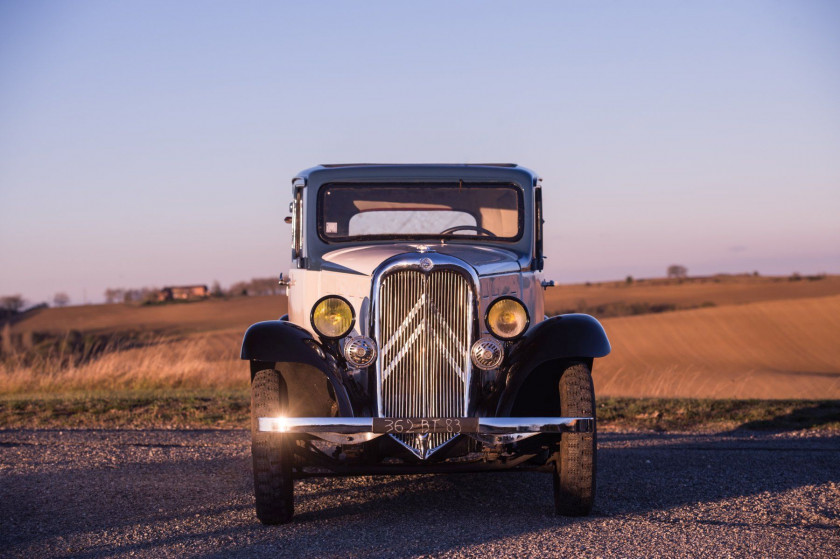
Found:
<box><xmin>2</xmin><ymin>275</ymin><xmax>839</xmax><ymax>398</ymax></box>
<box><xmin>544</xmin><ymin>274</ymin><xmax>840</xmax><ymax>316</ymax></box>
<box><xmin>9</xmin><ymin>274</ymin><xmax>839</xmax><ymax>335</ymax></box>
<box><xmin>595</xmin><ymin>295</ymin><xmax>840</xmax><ymax>399</ymax></box>
<box><xmin>7</xmin><ymin>295</ymin><xmax>287</xmax><ymax>336</ymax></box>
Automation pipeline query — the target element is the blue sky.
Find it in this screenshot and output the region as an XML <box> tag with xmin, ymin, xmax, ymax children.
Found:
<box><xmin>1</xmin><ymin>1</ymin><xmax>839</xmax><ymax>304</ymax></box>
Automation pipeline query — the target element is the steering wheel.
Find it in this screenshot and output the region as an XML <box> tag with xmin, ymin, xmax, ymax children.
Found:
<box><xmin>439</xmin><ymin>225</ymin><xmax>497</xmax><ymax>237</ymax></box>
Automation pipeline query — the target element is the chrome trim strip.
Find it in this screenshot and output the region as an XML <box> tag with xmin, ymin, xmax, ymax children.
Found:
<box><xmin>258</xmin><ymin>416</ymin><xmax>595</xmax><ymax>434</ymax></box>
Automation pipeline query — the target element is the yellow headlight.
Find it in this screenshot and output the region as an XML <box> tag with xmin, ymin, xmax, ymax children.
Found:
<box><xmin>486</xmin><ymin>297</ymin><xmax>529</xmax><ymax>340</ymax></box>
<box><xmin>311</xmin><ymin>296</ymin><xmax>355</xmax><ymax>339</ymax></box>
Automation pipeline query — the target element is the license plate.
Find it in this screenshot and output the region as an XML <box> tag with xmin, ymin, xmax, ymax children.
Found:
<box><xmin>372</xmin><ymin>417</ymin><xmax>479</xmax><ymax>435</ymax></box>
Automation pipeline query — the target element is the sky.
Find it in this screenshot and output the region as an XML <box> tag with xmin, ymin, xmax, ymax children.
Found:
<box><xmin>1</xmin><ymin>0</ymin><xmax>839</xmax><ymax>305</ymax></box>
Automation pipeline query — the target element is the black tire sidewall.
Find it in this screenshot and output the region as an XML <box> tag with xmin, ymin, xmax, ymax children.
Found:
<box><xmin>553</xmin><ymin>362</ymin><xmax>596</xmax><ymax>516</ymax></box>
<box><xmin>251</xmin><ymin>368</ymin><xmax>294</xmax><ymax>524</ymax></box>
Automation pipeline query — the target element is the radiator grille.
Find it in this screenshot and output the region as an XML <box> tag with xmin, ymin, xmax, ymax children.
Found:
<box><xmin>376</xmin><ymin>268</ymin><xmax>474</xmax><ymax>457</ymax></box>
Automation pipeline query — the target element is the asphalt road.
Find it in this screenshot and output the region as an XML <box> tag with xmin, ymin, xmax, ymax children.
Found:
<box><xmin>1</xmin><ymin>429</ymin><xmax>838</xmax><ymax>558</ymax></box>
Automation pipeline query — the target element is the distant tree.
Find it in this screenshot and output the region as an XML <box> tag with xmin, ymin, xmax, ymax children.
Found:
<box><xmin>227</xmin><ymin>281</ymin><xmax>249</xmax><ymax>297</ymax></box>
<box><xmin>224</xmin><ymin>277</ymin><xmax>284</xmax><ymax>297</ymax></box>
<box><xmin>667</xmin><ymin>265</ymin><xmax>688</xmax><ymax>279</ymax></box>
<box><xmin>53</xmin><ymin>292</ymin><xmax>71</xmax><ymax>307</ymax></box>
<box><xmin>120</xmin><ymin>287</ymin><xmax>158</xmax><ymax>304</ymax></box>
<box><xmin>625</xmin><ymin>275</ymin><xmax>633</xmax><ymax>285</ymax></box>
<box><xmin>249</xmin><ymin>277</ymin><xmax>282</xmax><ymax>296</ymax></box>
<box><xmin>210</xmin><ymin>280</ymin><xmax>224</xmax><ymax>297</ymax></box>
<box><xmin>0</xmin><ymin>294</ymin><xmax>25</xmax><ymax>313</ymax></box>
<box><xmin>104</xmin><ymin>288</ymin><xmax>125</xmax><ymax>304</ymax></box>
<box><xmin>140</xmin><ymin>287</ymin><xmax>159</xmax><ymax>304</ymax></box>
<box><xmin>123</xmin><ymin>289</ymin><xmax>139</xmax><ymax>303</ymax></box>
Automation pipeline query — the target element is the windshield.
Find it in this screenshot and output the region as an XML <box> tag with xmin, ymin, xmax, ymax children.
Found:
<box><xmin>318</xmin><ymin>183</ymin><xmax>523</xmax><ymax>242</ymax></box>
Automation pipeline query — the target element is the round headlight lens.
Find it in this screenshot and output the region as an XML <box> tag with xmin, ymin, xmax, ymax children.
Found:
<box><xmin>486</xmin><ymin>297</ymin><xmax>529</xmax><ymax>340</ymax></box>
<box><xmin>311</xmin><ymin>296</ymin><xmax>355</xmax><ymax>339</ymax></box>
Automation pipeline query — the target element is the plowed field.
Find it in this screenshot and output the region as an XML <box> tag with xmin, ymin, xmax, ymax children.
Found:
<box><xmin>595</xmin><ymin>295</ymin><xmax>840</xmax><ymax>398</ymax></box>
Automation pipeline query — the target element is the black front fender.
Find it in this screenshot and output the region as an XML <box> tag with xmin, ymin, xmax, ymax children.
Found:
<box><xmin>496</xmin><ymin>314</ymin><xmax>610</xmax><ymax>416</ymax></box>
<box><xmin>241</xmin><ymin>320</ymin><xmax>353</xmax><ymax>416</ymax></box>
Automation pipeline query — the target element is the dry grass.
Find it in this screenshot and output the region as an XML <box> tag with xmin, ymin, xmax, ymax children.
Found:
<box><xmin>0</xmin><ymin>330</ymin><xmax>245</xmax><ymax>394</ymax></box>
<box><xmin>595</xmin><ymin>295</ymin><xmax>840</xmax><ymax>399</ymax></box>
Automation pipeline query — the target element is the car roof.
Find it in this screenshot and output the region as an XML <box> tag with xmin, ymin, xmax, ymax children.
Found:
<box><xmin>294</xmin><ymin>163</ymin><xmax>539</xmax><ymax>184</ymax></box>
<box><xmin>318</xmin><ymin>163</ymin><xmax>519</xmax><ymax>168</ymax></box>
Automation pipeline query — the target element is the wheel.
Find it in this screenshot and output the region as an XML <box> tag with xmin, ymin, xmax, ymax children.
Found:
<box><xmin>552</xmin><ymin>362</ymin><xmax>596</xmax><ymax>516</ymax></box>
<box><xmin>251</xmin><ymin>369</ymin><xmax>294</xmax><ymax>524</ymax></box>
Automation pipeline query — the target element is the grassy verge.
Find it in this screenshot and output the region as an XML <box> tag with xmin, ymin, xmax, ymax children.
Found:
<box><xmin>1</xmin><ymin>393</ymin><xmax>838</xmax><ymax>431</ymax></box>
<box><xmin>597</xmin><ymin>398</ymin><xmax>840</xmax><ymax>432</ymax></box>
<box><xmin>0</xmin><ymin>390</ymin><xmax>249</xmax><ymax>429</ymax></box>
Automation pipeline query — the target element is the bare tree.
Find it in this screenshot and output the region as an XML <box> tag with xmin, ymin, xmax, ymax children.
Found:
<box><xmin>224</xmin><ymin>277</ymin><xmax>285</xmax><ymax>297</ymax></box>
<box><xmin>123</xmin><ymin>288</ymin><xmax>154</xmax><ymax>303</ymax></box>
<box><xmin>140</xmin><ymin>287</ymin><xmax>159</xmax><ymax>304</ymax></box>
<box><xmin>104</xmin><ymin>288</ymin><xmax>125</xmax><ymax>304</ymax></box>
<box><xmin>0</xmin><ymin>294</ymin><xmax>25</xmax><ymax>313</ymax></box>
<box><xmin>667</xmin><ymin>265</ymin><xmax>688</xmax><ymax>279</ymax></box>
<box><xmin>249</xmin><ymin>277</ymin><xmax>282</xmax><ymax>296</ymax></box>
<box><xmin>53</xmin><ymin>292</ymin><xmax>71</xmax><ymax>307</ymax></box>
<box><xmin>227</xmin><ymin>281</ymin><xmax>250</xmax><ymax>297</ymax></box>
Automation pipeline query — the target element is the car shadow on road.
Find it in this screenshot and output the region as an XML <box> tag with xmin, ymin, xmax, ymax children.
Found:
<box><xmin>731</xmin><ymin>401</ymin><xmax>840</xmax><ymax>431</ymax></box>
<box><xmin>1</xmin><ymin>430</ymin><xmax>838</xmax><ymax>558</ymax></box>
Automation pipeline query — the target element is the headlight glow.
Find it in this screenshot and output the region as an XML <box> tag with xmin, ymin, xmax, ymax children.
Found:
<box><xmin>311</xmin><ymin>295</ymin><xmax>355</xmax><ymax>339</ymax></box>
<box><xmin>486</xmin><ymin>297</ymin><xmax>530</xmax><ymax>340</ymax></box>
<box><xmin>271</xmin><ymin>417</ymin><xmax>289</xmax><ymax>432</ymax></box>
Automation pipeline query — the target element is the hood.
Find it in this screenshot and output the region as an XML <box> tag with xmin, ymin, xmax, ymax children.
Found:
<box><xmin>321</xmin><ymin>244</ymin><xmax>521</xmax><ymax>276</ymax></box>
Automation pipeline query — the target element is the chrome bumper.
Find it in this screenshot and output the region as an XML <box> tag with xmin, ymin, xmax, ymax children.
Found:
<box><xmin>258</xmin><ymin>416</ymin><xmax>594</xmax><ymax>435</ymax></box>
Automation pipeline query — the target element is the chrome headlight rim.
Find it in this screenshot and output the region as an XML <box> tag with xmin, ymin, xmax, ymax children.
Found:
<box><xmin>485</xmin><ymin>296</ymin><xmax>530</xmax><ymax>341</ymax></box>
<box><xmin>310</xmin><ymin>295</ymin><xmax>356</xmax><ymax>340</ymax></box>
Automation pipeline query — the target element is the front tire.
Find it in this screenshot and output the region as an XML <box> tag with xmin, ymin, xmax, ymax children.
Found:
<box><xmin>251</xmin><ymin>369</ymin><xmax>294</xmax><ymax>525</ymax></box>
<box><xmin>552</xmin><ymin>362</ymin><xmax>596</xmax><ymax>516</ymax></box>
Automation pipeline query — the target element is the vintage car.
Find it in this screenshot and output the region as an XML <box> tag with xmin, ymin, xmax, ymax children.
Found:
<box><xmin>242</xmin><ymin>164</ymin><xmax>610</xmax><ymax>524</ymax></box>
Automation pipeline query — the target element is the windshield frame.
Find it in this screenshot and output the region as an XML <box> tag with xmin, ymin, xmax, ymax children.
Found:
<box><xmin>316</xmin><ymin>181</ymin><xmax>525</xmax><ymax>244</ymax></box>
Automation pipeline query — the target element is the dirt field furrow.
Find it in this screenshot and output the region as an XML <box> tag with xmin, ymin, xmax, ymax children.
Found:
<box><xmin>596</xmin><ymin>295</ymin><xmax>840</xmax><ymax>398</ymax></box>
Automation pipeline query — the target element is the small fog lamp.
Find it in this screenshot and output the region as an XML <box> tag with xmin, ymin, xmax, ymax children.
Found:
<box><xmin>343</xmin><ymin>336</ymin><xmax>378</xmax><ymax>368</ymax></box>
<box><xmin>486</xmin><ymin>297</ymin><xmax>530</xmax><ymax>340</ymax></box>
<box><xmin>471</xmin><ymin>337</ymin><xmax>504</xmax><ymax>370</ymax></box>
<box><xmin>311</xmin><ymin>296</ymin><xmax>355</xmax><ymax>339</ymax></box>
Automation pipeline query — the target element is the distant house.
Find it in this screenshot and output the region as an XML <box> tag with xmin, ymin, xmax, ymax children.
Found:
<box><xmin>157</xmin><ymin>285</ymin><xmax>209</xmax><ymax>302</ymax></box>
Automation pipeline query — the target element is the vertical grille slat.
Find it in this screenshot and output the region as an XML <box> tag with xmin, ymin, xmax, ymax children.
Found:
<box><xmin>376</xmin><ymin>268</ymin><xmax>473</xmax><ymax>457</ymax></box>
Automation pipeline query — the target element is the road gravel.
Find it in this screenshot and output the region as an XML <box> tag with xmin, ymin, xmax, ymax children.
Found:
<box><xmin>1</xmin><ymin>429</ymin><xmax>838</xmax><ymax>558</ymax></box>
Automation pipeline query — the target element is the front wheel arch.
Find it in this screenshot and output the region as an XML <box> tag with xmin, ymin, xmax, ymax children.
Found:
<box><xmin>508</xmin><ymin>357</ymin><xmax>592</xmax><ymax>417</ymax></box>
